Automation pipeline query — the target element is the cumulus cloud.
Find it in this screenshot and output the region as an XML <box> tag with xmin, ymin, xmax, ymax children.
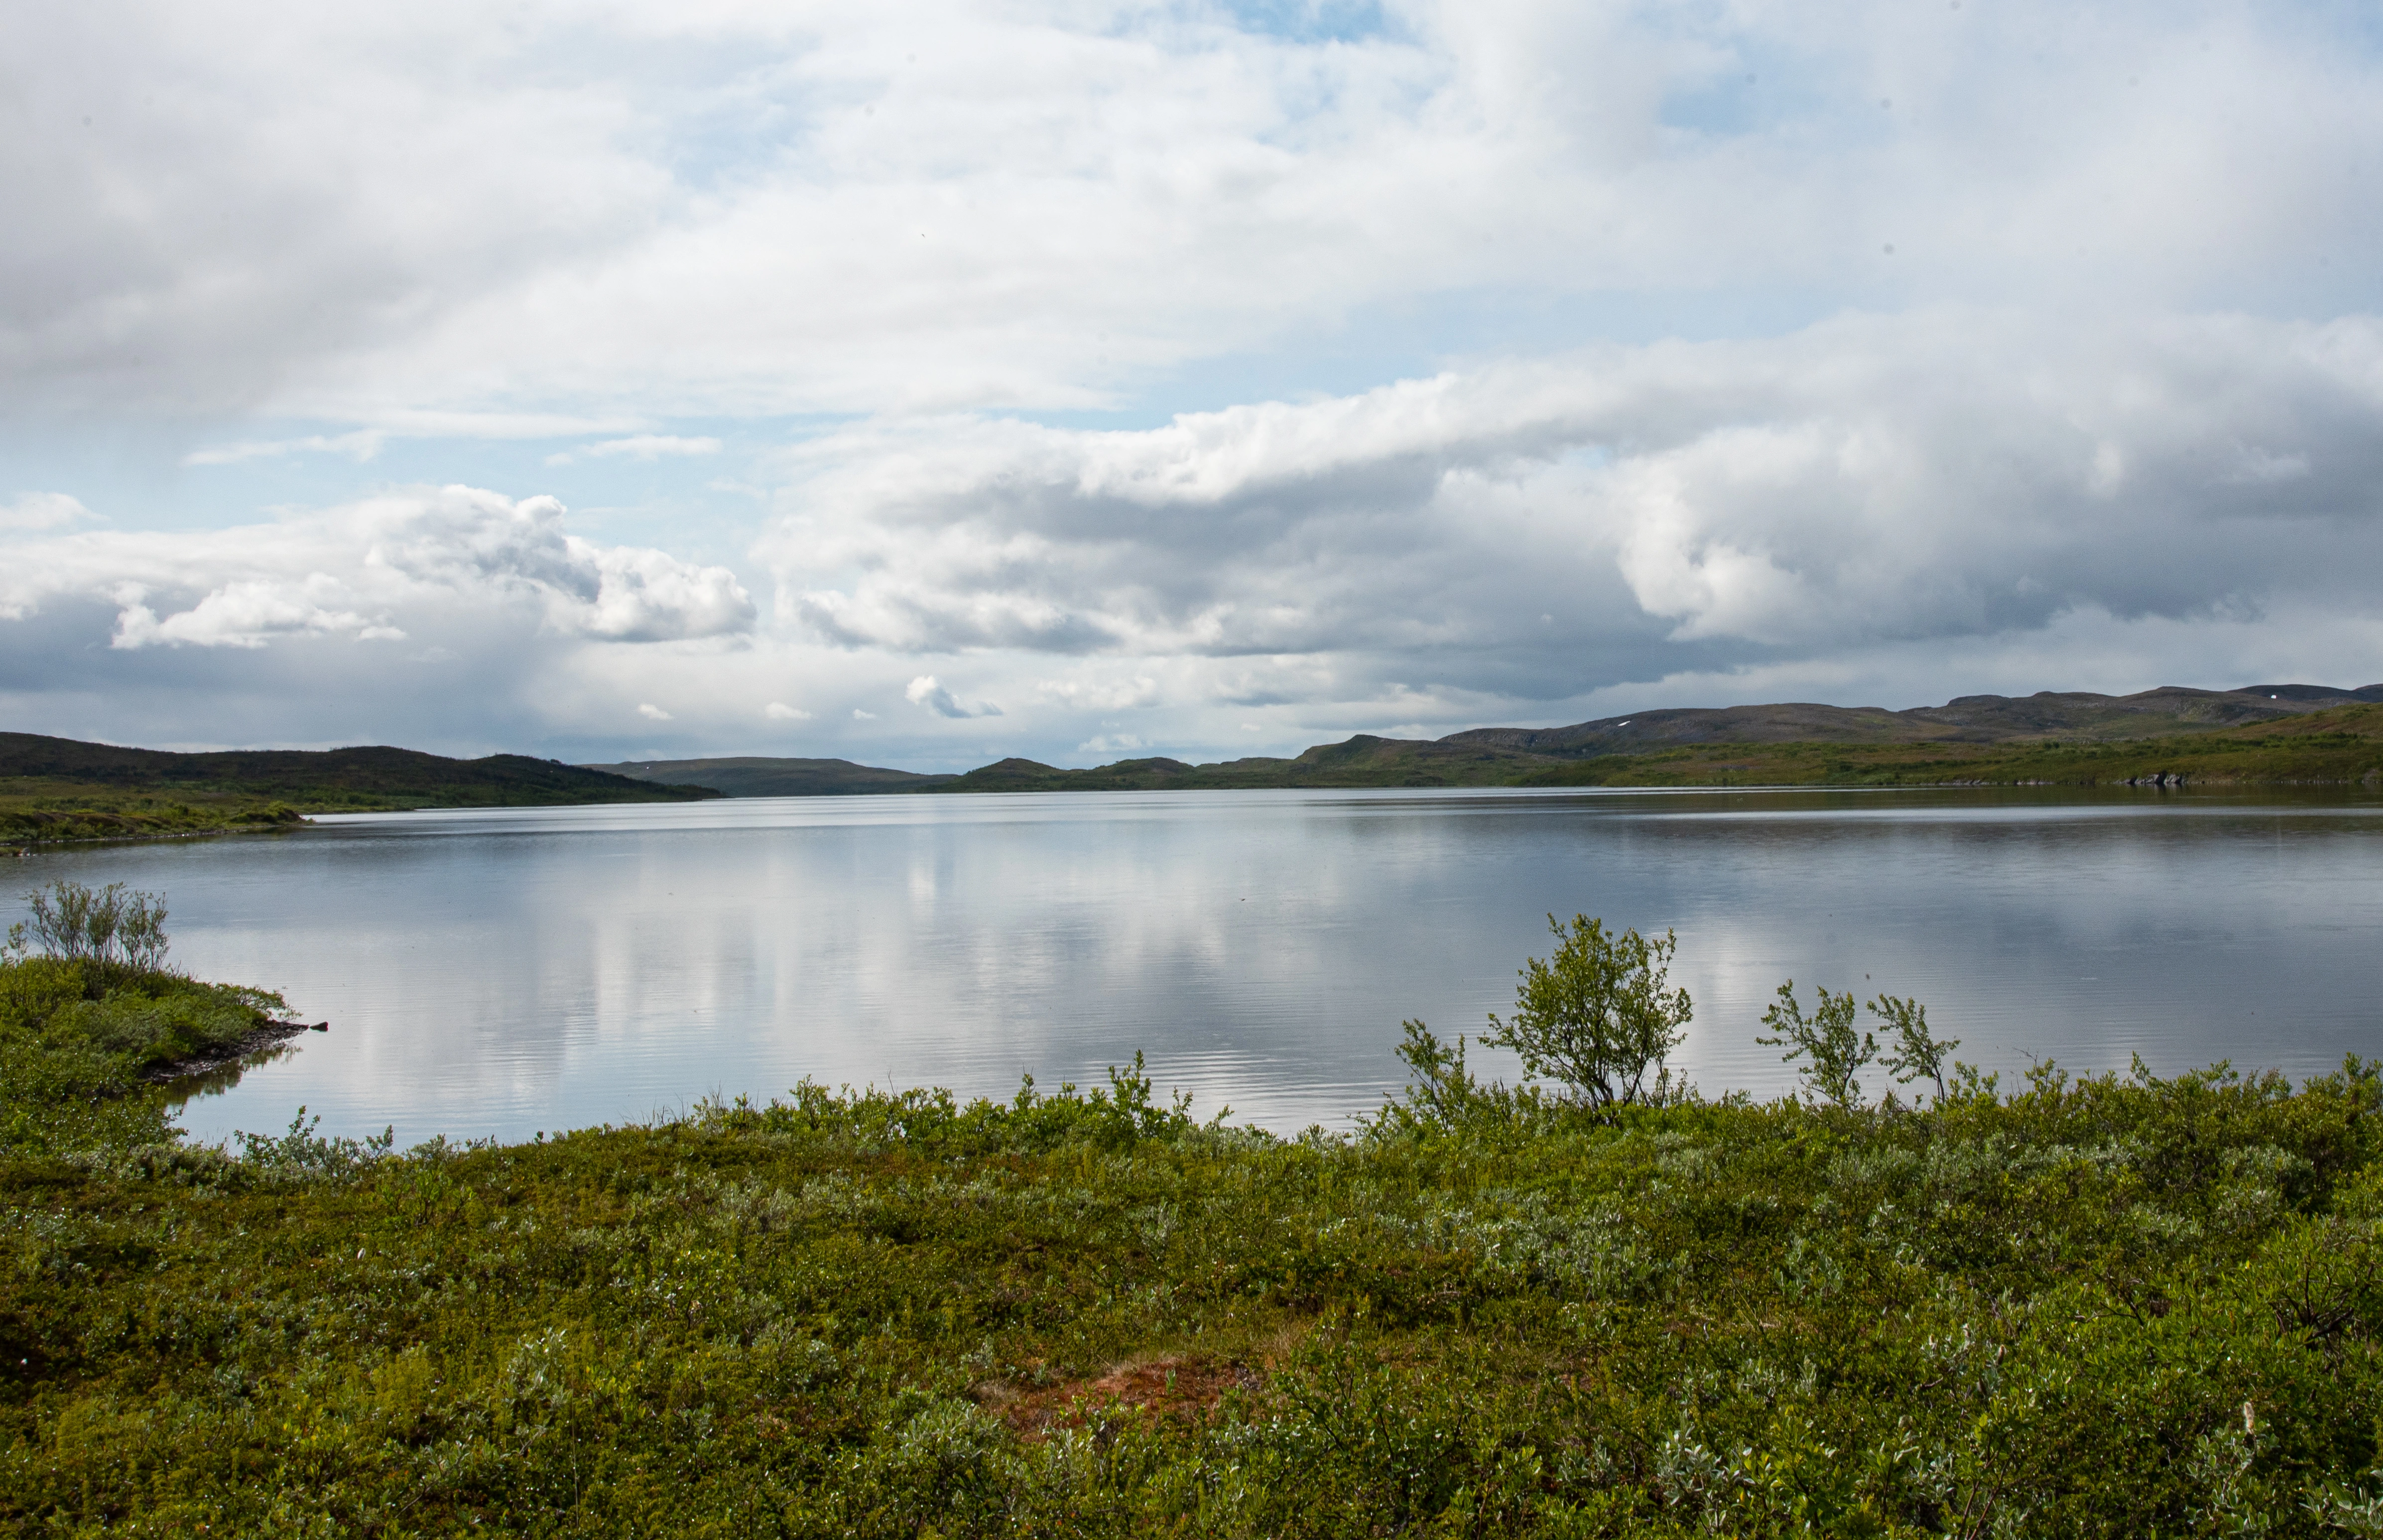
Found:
<box><xmin>112</xmin><ymin>578</ymin><xmax>402</xmax><ymax>650</ymax></box>
<box><xmin>905</xmin><ymin>675</ymin><xmax>1001</xmax><ymax>719</ymax></box>
<box><xmin>1</xmin><ymin>485</ymin><xmax>753</xmax><ymax>647</ymax></box>
<box><xmin>637</xmin><ymin>702</ymin><xmax>672</xmax><ymax>720</ymax></box>
<box><xmin>758</xmin><ymin>311</ymin><xmax>2383</xmax><ymax>711</ymax></box>
<box><xmin>763</xmin><ymin>701</ymin><xmax>811</xmax><ymax>721</ymax></box>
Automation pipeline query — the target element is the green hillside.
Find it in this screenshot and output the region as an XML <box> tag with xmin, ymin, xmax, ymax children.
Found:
<box><xmin>935</xmin><ymin>694</ymin><xmax>2383</xmax><ymax>794</ymax></box>
<box><xmin>0</xmin><ymin>733</ymin><xmax>720</xmax><ymax>847</ymax></box>
<box><xmin>1512</xmin><ymin>701</ymin><xmax>2383</xmax><ymax>789</ymax></box>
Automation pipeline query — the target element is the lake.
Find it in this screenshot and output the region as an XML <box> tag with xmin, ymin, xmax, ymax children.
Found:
<box><xmin>8</xmin><ymin>786</ymin><xmax>2379</xmax><ymax>1145</ymax></box>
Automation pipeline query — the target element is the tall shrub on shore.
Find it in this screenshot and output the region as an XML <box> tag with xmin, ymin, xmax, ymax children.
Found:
<box><xmin>9</xmin><ymin>880</ymin><xmax>170</xmax><ymax>980</ymax></box>
<box><xmin>1482</xmin><ymin>914</ymin><xmax>1691</xmax><ymax>1116</ymax></box>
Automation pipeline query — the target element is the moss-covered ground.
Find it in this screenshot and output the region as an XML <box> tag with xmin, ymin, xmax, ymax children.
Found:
<box><xmin>3</xmin><ymin>954</ymin><xmax>2380</xmax><ymax>1536</ymax></box>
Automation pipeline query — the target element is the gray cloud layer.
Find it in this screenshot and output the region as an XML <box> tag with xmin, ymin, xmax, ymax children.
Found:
<box><xmin>7</xmin><ymin>2</ymin><xmax>2381</xmax><ymax>424</ymax></box>
<box><xmin>766</xmin><ymin>312</ymin><xmax>2383</xmax><ymax>706</ymax></box>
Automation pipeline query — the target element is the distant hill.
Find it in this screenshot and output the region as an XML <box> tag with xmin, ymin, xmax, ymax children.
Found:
<box><xmin>1443</xmin><ymin>684</ymin><xmax>2383</xmax><ymax>758</ymax></box>
<box><xmin>560</xmin><ymin>681</ymin><xmax>2383</xmax><ymax>801</ymax></box>
<box><xmin>0</xmin><ymin>733</ymin><xmax>717</xmax><ymax>845</ymax></box>
<box><xmin>581</xmin><ymin>757</ymin><xmax>957</xmax><ymax>797</ymax></box>
<box><xmin>926</xmin><ymin>683</ymin><xmax>2383</xmax><ymax>792</ymax></box>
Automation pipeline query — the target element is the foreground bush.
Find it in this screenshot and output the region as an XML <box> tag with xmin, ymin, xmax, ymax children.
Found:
<box><xmin>1</xmin><ymin>1038</ymin><xmax>2378</xmax><ymax>1536</ymax></box>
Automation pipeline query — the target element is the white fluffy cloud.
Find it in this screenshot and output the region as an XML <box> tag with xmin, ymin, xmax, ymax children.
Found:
<box><xmin>905</xmin><ymin>675</ymin><xmax>1002</xmax><ymax>720</ymax></box>
<box><xmin>1</xmin><ymin>485</ymin><xmax>753</xmax><ymax>649</ymax></box>
<box><xmin>764</xmin><ymin>311</ymin><xmax>2383</xmax><ymax>708</ymax></box>
<box><xmin>0</xmin><ymin>493</ymin><xmax>97</xmax><ymax>532</ymax></box>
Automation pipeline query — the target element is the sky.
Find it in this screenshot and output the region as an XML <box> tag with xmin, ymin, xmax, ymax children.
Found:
<box><xmin>5</xmin><ymin>0</ymin><xmax>2382</xmax><ymax>770</ymax></box>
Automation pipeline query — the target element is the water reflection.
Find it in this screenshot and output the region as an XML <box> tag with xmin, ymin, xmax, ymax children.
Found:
<box><xmin>7</xmin><ymin>786</ymin><xmax>2377</xmax><ymax>1144</ymax></box>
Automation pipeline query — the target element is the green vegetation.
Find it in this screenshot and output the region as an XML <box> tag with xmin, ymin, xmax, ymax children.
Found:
<box><xmin>3</xmin><ymin>897</ymin><xmax>2380</xmax><ymax>1534</ymax></box>
<box><xmin>0</xmin><ymin>733</ymin><xmax>720</xmax><ymax>848</ymax></box>
<box><xmin>3</xmin><ymin>883</ymin><xmax>293</xmax><ymax>1155</ymax></box>
<box><xmin>917</xmin><ymin>703</ymin><xmax>2383</xmax><ymax>794</ymax></box>
<box><xmin>1480</xmin><ymin>917</ymin><xmax>1692</xmax><ymax>1116</ymax></box>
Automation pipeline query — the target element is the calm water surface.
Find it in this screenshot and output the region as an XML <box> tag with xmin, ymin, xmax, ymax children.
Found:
<box><xmin>9</xmin><ymin>786</ymin><xmax>2379</xmax><ymax>1143</ymax></box>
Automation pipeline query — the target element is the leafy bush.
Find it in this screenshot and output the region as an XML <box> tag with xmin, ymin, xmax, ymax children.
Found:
<box><xmin>1480</xmin><ymin>914</ymin><xmax>1692</xmax><ymax>1116</ymax></box>
<box><xmin>8</xmin><ymin>879</ymin><xmax>170</xmax><ymax>980</ymax></box>
<box><xmin>1756</xmin><ymin>979</ymin><xmax>1876</xmax><ymax>1106</ymax></box>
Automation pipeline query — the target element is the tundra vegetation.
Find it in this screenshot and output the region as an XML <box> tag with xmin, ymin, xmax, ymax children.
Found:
<box><xmin>1</xmin><ymin>891</ymin><xmax>2378</xmax><ymax>1536</ymax></box>
<box><xmin>0</xmin><ymin>734</ymin><xmax>716</xmax><ymax>849</ymax></box>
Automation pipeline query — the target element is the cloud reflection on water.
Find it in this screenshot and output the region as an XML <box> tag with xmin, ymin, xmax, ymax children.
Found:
<box><xmin>9</xmin><ymin>787</ymin><xmax>2375</xmax><ymax>1145</ymax></box>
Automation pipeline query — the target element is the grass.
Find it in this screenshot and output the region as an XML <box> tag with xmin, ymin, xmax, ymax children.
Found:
<box><xmin>2</xmin><ymin>952</ymin><xmax>2379</xmax><ymax>1535</ymax></box>
<box><xmin>0</xmin><ymin>785</ymin><xmax>309</xmax><ymax>847</ymax></box>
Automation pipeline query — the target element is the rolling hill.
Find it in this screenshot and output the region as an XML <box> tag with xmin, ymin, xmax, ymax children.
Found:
<box><xmin>593</xmin><ymin>683</ymin><xmax>2383</xmax><ymax>796</ymax></box>
<box><xmin>1</xmin><ymin>733</ymin><xmax>719</xmax><ymax>845</ymax></box>
<box><xmin>579</xmin><ymin>757</ymin><xmax>955</xmax><ymax>797</ymax></box>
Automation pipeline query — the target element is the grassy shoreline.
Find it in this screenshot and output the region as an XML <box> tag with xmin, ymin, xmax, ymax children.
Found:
<box><xmin>3</xmin><ymin>945</ymin><xmax>2379</xmax><ymax>1534</ymax></box>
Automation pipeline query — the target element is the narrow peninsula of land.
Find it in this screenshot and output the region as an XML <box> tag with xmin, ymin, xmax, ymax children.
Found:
<box><xmin>0</xmin><ymin>733</ymin><xmax>719</xmax><ymax>847</ymax></box>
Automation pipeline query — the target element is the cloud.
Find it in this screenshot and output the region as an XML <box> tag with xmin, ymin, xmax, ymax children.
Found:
<box><xmin>763</xmin><ymin>701</ymin><xmax>810</xmax><ymax>720</ymax></box>
<box><xmin>183</xmin><ymin>431</ymin><xmax>386</xmax><ymax>467</ymax></box>
<box><xmin>905</xmin><ymin>675</ymin><xmax>1001</xmax><ymax>719</ymax></box>
<box><xmin>6</xmin><ymin>3</ymin><xmax>2380</xmax><ymax>423</ymax></box>
<box><xmin>587</xmin><ymin>435</ymin><xmax>721</xmax><ymax>460</ymax></box>
<box><xmin>1</xmin><ymin>485</ymin><xmax>753</xmax><ymax>647</ymax></box>
<box><xmin>637</xmin><ymin>702</ymin><xmax>672</xmax><ymax>720</ymax></box>
<box><xmin>112</xmin><ymin>578</ymin><xmax>402</xmax><ymax>650</ymax></box>
<box><xmin>547</xmin><ymin>435</ymin><xmax>724</xmax><ymax>468</ymax></box>
<box><xmin>5</xmin><ymin>4</ymin><xmax>2383</xmax><ymax>765</ymax></box>
<box><xmin>760</xmin><ymin>311</ymin><xmax>2383</xmax><ymax>709</ymax></box>
<box><xmin>1038</xmin><ymin>675</ymin><xmax>1160</xmax><ymax>711</ymax></box>
<box><xmin>0</xmin><ymin>493</ymin><xmax>97</xmax><ymax>532</ymax></box>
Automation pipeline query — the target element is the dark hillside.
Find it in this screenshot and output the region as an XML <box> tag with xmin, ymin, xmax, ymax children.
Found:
<box><xmin>1</xmin><ymin>733</ymin><xmax>716</xmax><ymax>845</ymax></box>
<box><xmin>583</xmin><ymin>755</ymin><xmax>957</xmax><ymax>796</ymax></box>
<box><xmin>934</xmin><ymin>737</ymin><xmax>1559</xmax><ymax>791</ymax></box>
<box><xmin>1446</xmin><ymin>683</ymin><xmax>2382</xmax><ymax>759</ymax></box>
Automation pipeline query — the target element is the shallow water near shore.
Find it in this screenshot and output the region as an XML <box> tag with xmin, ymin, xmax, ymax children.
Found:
<box><xmin>10</xmin><ymin>785</ymin><xmax>2380</xmax><ymax>1143</ymax></box>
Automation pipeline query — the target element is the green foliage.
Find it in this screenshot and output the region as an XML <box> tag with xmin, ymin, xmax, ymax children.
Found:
<box><xmin>10</xmin><ymin>879</ymin><xmax>170</xmax><ymax>978</ymax></box>
<box><xmin>0</xmin><ymin>950</ymin><xmax>287</xmax><ymax>1157</ymax></box>
<box><xmin>1756</xmin><ymin>980</ymin><xmax>1876</xmax><ymax>1106</ymax></box>
<box><xmin>1871</xmin><ymin>993</ymin><xmax>1960</xmax><ymax>1102</ymax></box>
<box><xmin>1372</xmin><ymin>1019</ymin><xmax>1548</xmax><ymax>1138</ymax></box>
<box><xmin>1</xmin><ymin>1051</ymin><xmax>2379</xmax><ymax>1535</ymax></box>
<box><xmin>1482</xmin><ymin>916</ymin><xmax>1692</xmax><ymax>1116</ymax></box>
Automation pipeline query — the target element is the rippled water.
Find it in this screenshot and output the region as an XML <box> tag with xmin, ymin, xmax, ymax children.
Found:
<box><xmin>8</xmin><ymin>786</ymin><xmax>2379</xmax><ymax>1144</ymax></box>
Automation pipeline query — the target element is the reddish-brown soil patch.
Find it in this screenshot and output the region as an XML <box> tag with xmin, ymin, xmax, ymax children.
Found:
<box><xmin>977</xmin><ymin>1355</ymin><xmax>1262</xmax><ymax>1440</ymax></box>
